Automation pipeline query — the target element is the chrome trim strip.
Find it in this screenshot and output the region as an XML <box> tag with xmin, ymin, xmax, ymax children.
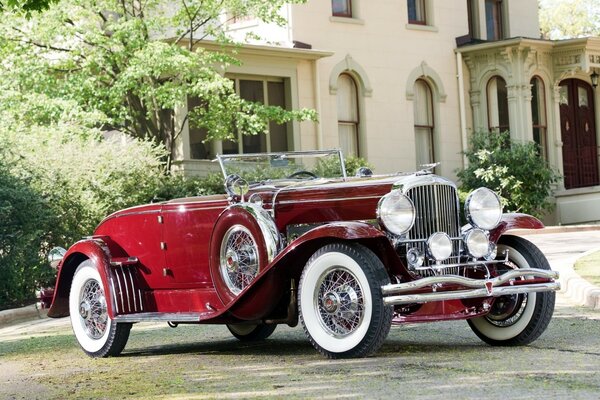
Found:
<box><xmin>126</xmin><ymin>267</ymin><xmax>136</xmax><ymax>312</ymax></box>
<box><xmin>114</xmin><ymin>268</ymin><xmax>125</xmax><ymax>312</ymax></box>
<box><xmin>113</xmin><ymin>312</ymin><xmax>206</xmax><ymax>323</ymax></box>
<box><xmin>121</xmin><ymin>266</ymin><xmax>132</xmax><ymax>312</ymax></box>
<box><xmin>382</xmin><ymin>268</ymin><xmax>560</xmax><ymax>296</ymax></box>
<box><xmin>383</xmin><ymin>282</ymin><xmax>560</xmax><ymax>306</ymax></box>
<box><xmin>110</xmin><ymin>274</ymin><xmax>119</xmax><ymax>314</ymax></box>
<box><xmin>277</xmin><ymin>195</ymin><xmax>382</xmax><ymax>205</ymax></box>
<box><xmin>162</xmin><ymin>206</ymin><xmax>225</xmax><ymax>213</ymax></box>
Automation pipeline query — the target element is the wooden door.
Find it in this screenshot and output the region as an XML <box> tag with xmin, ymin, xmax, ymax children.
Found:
<box><xmin>559</xmin><ymin>79</ymin><xmax>599</xmax><ymax>189</ymax></box>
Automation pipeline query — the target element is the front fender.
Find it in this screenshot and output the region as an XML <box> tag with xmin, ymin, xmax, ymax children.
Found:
<box><xmin>47</xmin><ymin>240</ymin><xmax>115</xmax><ymax>318</ymax></box>
<box><xmin>226</xmin><ymin>221</ymin><xmax>398</xmax><ymax>319</ymax></box>
<box><xmin>489</xmin><ymin>213</ymin><xmax>544</xmax><ymax>242</ymax></box>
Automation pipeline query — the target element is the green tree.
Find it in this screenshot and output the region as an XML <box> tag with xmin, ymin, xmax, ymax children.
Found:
<box><xmin>539</xmin><ymin>0</ymin><xmax>600</xmax><ymax>39</ymax></box>
<box><xmin>0</xmin><ymin>0</ymin><xmax>55</xmax><ymax>14</ymax></box>
<box><xmin>0</xmin><ymin>0</ymin><xmax>314</xmax><ymax>170</ymax></box>
<box><xmin>457</xmin><ymin>131</ymin><xmax>560</xmax><ymax>217</ymax></box>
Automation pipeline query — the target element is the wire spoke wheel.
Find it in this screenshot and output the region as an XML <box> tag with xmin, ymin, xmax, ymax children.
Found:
<box><xmin>316</xmin><ymin>268</ymin><xmax>364</xmax><ymax>337</ymax></box>
<box><xmin>78</xmin><ymin>279</ymin><xmax>109</xmax><ymax>339</ymax></box>
<box><xmin>299</xmin><ymin>243</ymin><xmax>393</xmax><ymax>358</ymax></box>
<box><xmin>468</xmin><ymin>235</ymin><xmax>555</xmax><ymax>346</ymax></box>
<box><xmin>220</xmin><ymin>225</ymin><xmax>260</xmax><ymax>294</ymax></box>
<box><xmin>69</xmin><ymin>260</ymin><xmax>131</xmax><ymax>357</ymax></box>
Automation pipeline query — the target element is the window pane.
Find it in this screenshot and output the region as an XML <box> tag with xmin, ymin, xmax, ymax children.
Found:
<box><xmin>239</xmin><ymin>80</ymin><xmax>266</xmax><ymax>153</ymax></box>
<box><xmin>187</xmin><ymin>96</ymin><xmax>210</xmax><ymax>159</ymax></box>
<box><xmin>337</xmin><ymin>74</ymin><xmax>359</xmax><ymax>157</ymax></box>
<box><xmin>337</xmin><ymin>74</ymin><xmax>358</xmax><ymax>122</ymax></box>
<box><xmin>268</xmin><ymin>81</ymin><xmax>288</xmax><ymax>152</ymax></box>
<box><xmin>496</xmin><ymin>77</ymin><xmax>509</xmax><ymax>130</ymax></box>
<box><xmin>414</xmin><ymin>80</ymin><xmax>433</xmax><ymax>126</ymax></box>
<box><xmin>559</xmin><ymin>85</ymin><xmax>569</xmax><ymax>105</ymax></box>
<box><xmin>487</xmin><ymin>76</ymin><xmax>509</xmax><ymax>132</ymax></box>
<box><xmin>239</xmin><ymin>80</ymin><xmax>264</xmax><ymax>104</ymax></box>
<box><xmin>408</xmin><ymin>0</ymin><xmax>425</xmax><ymax>23</ymax></box>
<box><xmin>485</xmin><ymin>0</ymin><xmax>502</xmax><ymax>40</ymax></box>
<box><xmin>339</xmin><ymin>123</ymin><xmax>358</xmax><ymax>157</ymax></box>
<box><xmin>578</xmin><ymin>86</ymin><xmax>589</xmax><ymax>108</ymax></box>
<box><xmin>332</xmin><ymin>0</ymin><xmax>351</xmax><ymax>17</ymax></box>
<box><xmin>415</xmin><ymin>127</ymin><xmax>433</xmax><ymax>166</ymax></box>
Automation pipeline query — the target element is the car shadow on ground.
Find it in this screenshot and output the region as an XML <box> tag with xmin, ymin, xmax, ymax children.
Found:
<box><xmin>121</xmin><ymin>335</ymin><xmax>489</xmax><ymax>359</ymax></box>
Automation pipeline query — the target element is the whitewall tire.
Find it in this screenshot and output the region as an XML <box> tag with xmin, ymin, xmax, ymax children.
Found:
<box><xmin>468</xmin><ymin>235</ymin><xmax>555</xmax><ymax>346</ymax></box>
<box><xmin>69</xmin><ymin>260</ymin><xmax>131</xmax><ymax>357</ymax></box>
<box><xmin>298</xmin><ymin>243</ymin><xmax>392</xmax><ymax>358</ymax></box>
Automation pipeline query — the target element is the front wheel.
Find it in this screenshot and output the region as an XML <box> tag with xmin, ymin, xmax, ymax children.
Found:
<box><xmin>69</xmin><ymin>260</ymin><xmax>131</xmax><ymax>357</ymax></box>
<box><xmin>227</xmin><ymin>323</ymin><xmax>277</xmax><ymax>341</ymax></box>
<box><xmin>298</xmin><ymin>243</ymin><xmax>393</xmax><ymax>358</ymax></box>
<box><xmin>468</xmin><ymin>235</ymin><xmax>555</xmax><ymax>346</ymax></box>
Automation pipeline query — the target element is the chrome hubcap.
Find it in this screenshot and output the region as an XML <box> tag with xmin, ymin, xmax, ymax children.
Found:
<box><xmin>316</xmin><ymin>268</ymin><xmax>364</xmax><ymax>337</ymax></box>
<box><xmin>79</xmin><ymin>279</ymin><xmax>108</xmax><ymax>340</ymax></box>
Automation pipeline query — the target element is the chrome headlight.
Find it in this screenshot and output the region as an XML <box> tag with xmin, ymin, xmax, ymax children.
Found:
<box><xmin>427</xmin><ymin>232</ymin><xmax>453</xmax><ymax>262</ymax></box>
<box><xmin>464</xmin><ymin>229</ymin><xmax>490</xmax><ymax>259</ymax></box>
<box><xmin>377</xmin><ymin>190</ymin><xmax>415</xmax><ymax>235</ymax></box>
<box><xmin>465</xmin><ymin>188</ymin><xmax>502</xmax><ymax>230</ymax></box>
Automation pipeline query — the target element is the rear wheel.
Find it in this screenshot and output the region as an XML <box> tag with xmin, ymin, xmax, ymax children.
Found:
<box><xmin>227</xmin><ymin>323</ymin><xmax>277</xmax><ymax>341</ymax></box>
<box><xmin>298</xmin><ymin>243</ymin><xmax>393</xmax><ymax>358</ymax></box>
<box><xmin>69</xmin><ymin>260</ymin><xmax>131</xmax><ymax>357</ymax></box>
<box><xmin>468</xmin><ymin>235</ymin><xmax>555</xmax><ymax>346</ymax></box>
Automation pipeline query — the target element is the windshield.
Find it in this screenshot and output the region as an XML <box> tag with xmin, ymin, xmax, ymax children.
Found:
<box><xmin>217</xmin><ymin>150</ymin><xmax>346</xmax><ymax>184</ymax></box>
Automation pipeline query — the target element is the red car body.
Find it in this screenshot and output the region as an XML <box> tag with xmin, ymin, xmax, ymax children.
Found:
<box><xmin>47</xmin><ymin>150</ymin><xmax>559</xmax><ymax>358</ymax></box>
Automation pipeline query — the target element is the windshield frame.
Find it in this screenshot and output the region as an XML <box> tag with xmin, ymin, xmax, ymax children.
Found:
<box><xmin>216</xmin><ymin>149</ymin><xmax>347</xmax><ymax>182</ymax></box>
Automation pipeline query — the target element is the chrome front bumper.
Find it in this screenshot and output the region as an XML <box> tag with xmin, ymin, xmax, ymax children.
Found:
<box><xmin>381</xmin><ymin>269</ymin><xmax>560</xmax><ymax>306</ymax></box>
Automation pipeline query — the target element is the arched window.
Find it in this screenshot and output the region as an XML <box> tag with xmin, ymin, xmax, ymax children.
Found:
<box><xmin>487</xmin><ymin>76</ymin><xmax>509</xmax><ymax>133</ymax></box>
<box><xmin>530</xmin><ymin>76</ymin><xmax>548</xmax><ymax>159</ymax></box>
<box><xmin>337</xmin><ymin>73</ymin><xmax>360</xmax><ymax>157</ymax></box>
<box><xmin>414</xmin><ymin>79</ymin><xmax>434</xmax><ymax>167</ymax></box>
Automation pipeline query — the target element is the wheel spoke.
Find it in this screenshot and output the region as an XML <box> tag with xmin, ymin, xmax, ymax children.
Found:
<box><xmin>316</xmin><ymin>267</ymin><xmax>364</xmax><ymax>337</ymax></box>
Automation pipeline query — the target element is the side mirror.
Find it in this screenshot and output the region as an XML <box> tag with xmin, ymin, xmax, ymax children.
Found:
<box><xmin>224</xmin><ymin>174</ymin><xmax>249</xmax><ymax>201</ymax></box>
<box><xmin>48</xmin><ymin>247</ymin><xmax>67</xmax><ymax>269</ymax></box>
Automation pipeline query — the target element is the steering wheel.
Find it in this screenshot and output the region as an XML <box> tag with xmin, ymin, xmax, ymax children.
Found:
<box><xmin>288</xmin><ymin>170</ymin><xmax>317</xmax><ymax>179</ymax></box>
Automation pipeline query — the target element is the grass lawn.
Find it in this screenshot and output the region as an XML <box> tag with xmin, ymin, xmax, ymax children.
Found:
<box><xmin>574</xmin><ymin>250</ymin><xmax>600</xmax><ymax>287</ymax></box>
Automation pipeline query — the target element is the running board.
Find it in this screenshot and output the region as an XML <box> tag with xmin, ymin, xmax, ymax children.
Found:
<box><xmin>113</xmin><ymin>312</ymin><xmax>213</xmax><ymax>323</ymax></box>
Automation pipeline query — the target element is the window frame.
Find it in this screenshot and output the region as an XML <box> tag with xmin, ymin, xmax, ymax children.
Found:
<box><xmin>486</xmin><ymin>75</ymin><xmax>509</xmax><ymax>133</ymax></box>
<box><xmin>413</xmin><ymin>78</ymin><xmax>435</xmax><ymax>167</ymax></box>
<box><xmin>530</xmin><ymin>76</ymin><xmax>548</xmax><ymax>160</ymax></box>
<box><xmin>407</xmin><ymin>0</ymin><xmax>427</xmax><ymax>25</ymax></box>
<box><xmin>485</xmin><ymin>0</ymin><xmax>503</xmax><ymax>40</ymax></box>
<box><xmin>337</xmin><ymin>73</ymin><xmax>361</xmax><ymax>157</ymax></box>
<box><xmin>332</xmin><ymin>0</ymin><xmax>353</xmax><ymax>18</ymax></box>
<box><xmin>188</xmin><ymin>75</ymin><xmax>291</xmax><ymax>159</ymax></box>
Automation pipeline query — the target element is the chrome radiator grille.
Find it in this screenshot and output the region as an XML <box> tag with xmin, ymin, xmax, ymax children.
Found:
<box><xmin>406</xmin><ymin>183</ymin><xmax>461</xmax><ymax>267</ymax></box>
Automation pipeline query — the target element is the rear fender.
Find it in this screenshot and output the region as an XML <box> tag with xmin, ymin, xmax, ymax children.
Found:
<box><xmin>47</xmin><ymin>239</ymin><xmax>115</xmax><ymax>318</ymax></box>
<box><xmin>489</xmin><ymin>213</ymin><xmax>544</xmax><ymax>243</ymax></box>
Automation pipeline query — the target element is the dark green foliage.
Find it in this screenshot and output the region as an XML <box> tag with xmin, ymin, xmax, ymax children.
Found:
<box><xmin>155</xmin><ymin>174</ymin><xmax>225</xmax><ymax>200</ymax></box>
<box><xmin>0</xmin><ymin>157</ymin><xmax>54</xmax><ymax>307</ymax></box>
<box><xmin>457</xmin><ymin>131</ymin><xmax>560</xmax><ymax>217</ymax></box>
<box><xmin>313</xmin><ymin>155</ymin><xmax>373</xmax><ymax>178</ymax></box>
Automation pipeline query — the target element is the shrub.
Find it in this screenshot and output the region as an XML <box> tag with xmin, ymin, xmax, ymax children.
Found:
<box><xmin>0</xmin><ymin>124</ymin><xmax>167</xmax><ymax>307</ymax></box>
<box><xmin>457</xmin><ymin>131</ymin><xmax>560</xmax><ymax>217</ymax></box>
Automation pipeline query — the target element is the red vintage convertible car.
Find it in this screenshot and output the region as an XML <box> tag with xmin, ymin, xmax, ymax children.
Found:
<box><xmin>46</xmin><ymin>150</ymin><xmax>559</xmax><ymax>358</ymax></box>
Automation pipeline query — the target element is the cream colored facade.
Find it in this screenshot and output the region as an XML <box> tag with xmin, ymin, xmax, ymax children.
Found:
<box><xmin>172</xmin><ymin>0</ymin><xmax>600</xmax><ymax>225</ymax></box>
